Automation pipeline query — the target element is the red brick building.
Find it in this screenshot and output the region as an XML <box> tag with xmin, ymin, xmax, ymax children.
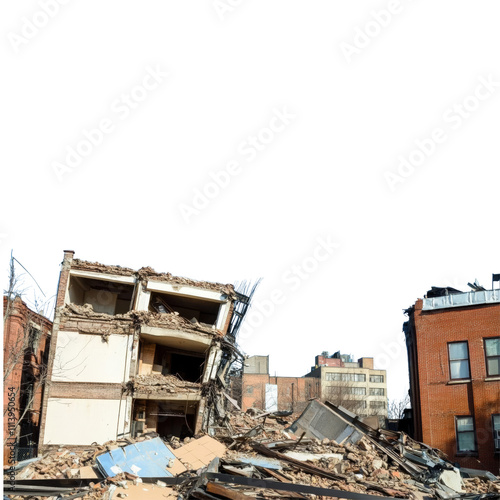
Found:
<box><xmin>242</xmin><ymin>373</ymin><xmax>320</xmax><ymax>413</ymax></box>
<box><xmin>404</xmin><ymin>286</ymin><xmax>500</xmax><ymax>474</ymax></box>
<box><xmin>240</xmin><ymin>355</ymin><xmax>319</xmax><ymax>412</ymax></box>
<box><xmin>3</xmin><ymin>296</ymin><xmax>52</xmax><ymax>464</ymax></box>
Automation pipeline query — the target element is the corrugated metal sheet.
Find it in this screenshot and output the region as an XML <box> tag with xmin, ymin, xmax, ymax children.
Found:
<box><xmin>422</xmin><ymin>289</ymin><xmax>500</xmax><ymax>311</ymax></box>
<box><xmin>96</xmin><ymin>437</ymin><xmax>176</xmax><ymax>478</ymax></box>
<box><xmin>287</xmin><ymin>399</ymin><xmax>362</xmax><ymax>444</ymax></box>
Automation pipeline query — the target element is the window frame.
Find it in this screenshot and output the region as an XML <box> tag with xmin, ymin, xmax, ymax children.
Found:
<box><xmin>455</xmin><ymin>415</ymin><xmax>477</xmax><ymax>454</ymax></box>
<box><xmin>326</xmin><ymin>372</ymin><xmax>366</xmax><ymax>382</ymax></box>
<box><xmin>369</xmin><ymin>375</ymin><xmax>384</xmax><ymax>383</ymax></box>
<box><xmin>448</xmin><ymin>341</ymin><xmax>471</xmax><ymax>381</ymax></box>
<box><xmin>484</xmin><ymin>337</ymin><xmax>500</xmax><ymax>377</ymax></box>
<box><xmin>369</xmin><ymin>388</ymin><xmax>385</xmax><ymax>396</ymax></box>
<box><xmin>349</xmin><ymin>387</ymin><xmax>366</xmax><ymax>396</ymax></box>
<box><xmin>492</xmin><ymin>414</ymin><xmax>500</xmax><ymax>452</ymax></box>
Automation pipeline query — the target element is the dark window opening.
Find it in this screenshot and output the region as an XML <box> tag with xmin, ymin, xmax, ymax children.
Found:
<box><xmin>28</xmin><ymin>326</ymin><xmax>42</xmax><ymax>353</ymax></box>
<box><xmin>149</xmin><ymin>291</ymin><xmax>220</xmax><ymax>326</ymax></box>
<box><xmin>152</xmin><ymin>344</ymin><xmax>204</xmax><ymax>383</ymax></box>
<box><xmin>68</xmin><ymin>276</ymin><xmax>135</xmax><ymax>315</ymax></box>
<box><xmin>133</xmin><ymin>399</ymin><xmax>197</xmax><ymax>440</ymax></box>
<box><xmin>493</xmin><ymin>415</ymin><xmax>500</xmax><ymax>452</ymax></box>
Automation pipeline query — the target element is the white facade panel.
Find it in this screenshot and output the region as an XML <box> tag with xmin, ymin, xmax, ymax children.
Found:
<box><xmin>43</xmin><ymin>398</ymin><xmax>121</xmax><ymax>445</ymax></box>
<box><xmin>52</xmin><ymin>331</ymin><xmax>131</xmax><ymax>383</ymax></box>
<box><xmin>265</xmin><ymin>384</ymin><xmax>278</xmax><ymax>412</ymax></box>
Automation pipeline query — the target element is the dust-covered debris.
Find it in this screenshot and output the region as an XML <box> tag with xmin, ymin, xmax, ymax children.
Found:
<box><xmin>71</xmin><ymin>259</ymin><xmax>237</xmax><ymax>297</ymax></box>
<box><xmin>6</xmin><ymin>408</ymin><xmax>500</xmax><ymax>500</ymax></box>
<box><xmin>127</xmin><ymin>374</ymin><xmax>201</xmax><ymax>395</ymax></box>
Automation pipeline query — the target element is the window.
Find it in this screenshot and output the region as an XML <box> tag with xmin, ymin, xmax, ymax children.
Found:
<box><xmin>370</xmin><ymin>401</ymin><xmax>386</xmax><ymax>409</ymax></box>
<box><xmin>370</xmin><ymin>388</ymin><xmax>385</xmax><ymax>396</ymax></box>
<box><xmin>28</xmin><ymin>327</ymin><xmax>42</xmax><ymax>352</ymax></box>
<box><xmin>484</xmin><ymin>337</ymin><xmax>500</xmax><ymax>377</ymax></box>
<box><xmin>493</xmin><ymin>415</ymin><xmax>500</xmax><ymax>452</ymax></box>
<box><xmin>370</xmin><ymin>375</ymin><xmax>384</xmax><ymax>383</ymax></box>
<box><xmin>350</xmin><ymin>387</ymin><xmax>366</xmax><ymax>395</ymax></box>
<box><xmin>448</xmin><ymin>342</ymin><xmax>470</xmax><ymax>380</ymax></box>
<box><xmin>326</xmin><ymin>373</ymin><xmax>366</xmax><ymax>382</ymax></box>
<box><xmin>456</xmin><ymin>416</ymin><xmax>477</xmax><ymax>452</ymax></box>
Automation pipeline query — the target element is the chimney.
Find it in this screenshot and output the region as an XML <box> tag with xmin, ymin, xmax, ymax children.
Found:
<box><xmin>358</xmin><ymin>357</ymin><xmax>374</xmax><ymax>369</ymax></box>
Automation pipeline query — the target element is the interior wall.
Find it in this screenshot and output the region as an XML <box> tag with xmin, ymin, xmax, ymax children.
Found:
<box><xmin>83</xmin><ymin>288</ymin><xmax>118</xmax><ymax>314</ymax></box>
<box><xmin>52</xmin><ymin>331</ymin><xmax>131</xmax><ymax>383</ymax></box>
<box><xmin>67</xmin><ymin>275</ymin><xmax>134</xmax><ymax>315</ymax></box>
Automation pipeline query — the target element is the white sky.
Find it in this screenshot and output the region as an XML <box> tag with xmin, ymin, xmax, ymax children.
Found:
<box><xmin>1</xmin><ymin>1</ymin><xmax>499</xmax><ymax>403</ymax></box>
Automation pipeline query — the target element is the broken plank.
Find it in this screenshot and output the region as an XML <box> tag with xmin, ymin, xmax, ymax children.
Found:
<box><xmin>261</xmin><ymin>468</ymin><xmax>307</xmax><ymax>499</ymax></box>
<box><xmin>206</xmin><ymin>481</ymin><xmax>251</xmax><ymax>500</ymax></box>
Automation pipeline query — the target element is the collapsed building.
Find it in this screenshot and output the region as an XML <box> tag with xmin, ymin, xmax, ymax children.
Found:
<box><xmin>38</xmin><ymin>251</ymin><xmax>255</xmax><ymax>449</ymax></box>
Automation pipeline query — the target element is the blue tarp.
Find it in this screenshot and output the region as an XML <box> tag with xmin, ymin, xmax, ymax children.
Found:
<box><xmin>96</xmin><ymin>437</ymin><xmax>176</xmax><ymax>478</ymax></box>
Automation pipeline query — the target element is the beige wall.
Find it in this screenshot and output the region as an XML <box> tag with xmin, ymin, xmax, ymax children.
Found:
<box><xmin>43</xmin><ymin>398</ymin><xmax>126</xmax><ymax>445</ymax></box>
<box><xmin>52</xmin><ymin>331</ymin><xmax>131</xmax><ymax>383</ymax></box>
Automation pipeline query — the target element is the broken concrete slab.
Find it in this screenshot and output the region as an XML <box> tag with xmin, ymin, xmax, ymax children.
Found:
<box><xmin>438</xmin><ymin>469</ymin><xmax>464</xmax><ymax>494</ymax></box>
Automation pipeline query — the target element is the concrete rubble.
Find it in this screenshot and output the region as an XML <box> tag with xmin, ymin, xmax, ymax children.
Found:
<box><xmin>5</xmin><ymin>401</ymin><xmax>500</xmax><ymax>500</ymax></box>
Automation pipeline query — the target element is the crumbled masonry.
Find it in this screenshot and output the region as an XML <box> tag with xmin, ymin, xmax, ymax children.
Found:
<box><xmin>71</xmin><ymin>259</ymin><xmax>238</xmax><ymax>299</ymax></box>
<box><xmin>6</xmin><ymin>402</ymin><xmax>499</xmax><ymax>500</ymax></box>
<box><xmin>62</xmin><ymin>303</ymin><xmax>220</xmax><ymax>336</ymax></box>
<box><xmin>126</xmin><ymin>374</ymin><xmax>201</xmax><ymax>395</ymax></box>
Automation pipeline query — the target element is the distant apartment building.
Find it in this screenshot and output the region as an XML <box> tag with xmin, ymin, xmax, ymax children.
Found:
<box><xmin>241</xmin><ymin>352</ymin><xmax>387</xmax><ymax>422</ymax></box>
<box><xmin>241</xmin><ymin>356</ymin><xmax>320</xmax><ymax>413</ymax></box>
<box><xmin>39</xmin><ymin>251</ymin><xmax>252</xmax><ymax>448</ymax></box>
<box><xmin>305</xmin><ymin>352</ymin><xmax>388</xmax><ymax>421</ymax></box>
<box><xmin>3</xmin><ymin>296</ymin><xmax>52</xmax><ymax>463</ymax></box>
<box><xmin>404</xmin><ymin>283</ymin><xmax>500</xmax><ymax>474</ymax></box>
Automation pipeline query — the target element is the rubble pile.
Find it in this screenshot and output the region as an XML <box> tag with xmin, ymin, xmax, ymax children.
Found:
<box><xmin>130</xmin><ymin>310</ymin><xmax>219</xmax><ymax>335</ymax></box>
<box><xmin>5</xmin><ymin>402</ymin><xmax>500</xmax><ymax>500</ymax></box>
<box><xmin>131</xmin><ymin>373</ymin><xmax>201</xmax><ymax>394</ymax></box>
<box><xmin>60</xmin><ymin>304</ymin><xmax>220</xmax><ymax>336</ymax></box>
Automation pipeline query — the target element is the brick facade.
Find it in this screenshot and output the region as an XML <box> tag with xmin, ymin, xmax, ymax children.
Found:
<box><xmin>405</xmin><ymin>297</ymin><xmax>500</xmax><ymax>474</ymax></box>
<box><xmin>3</xmin><ymin>296</ymin><xmax>52</xmax><ymax>464</ymax></box>
<box><xmin>241</xmin><ymin>373</ymin><xmax>320</xmax><ymax>412</ymax></box>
